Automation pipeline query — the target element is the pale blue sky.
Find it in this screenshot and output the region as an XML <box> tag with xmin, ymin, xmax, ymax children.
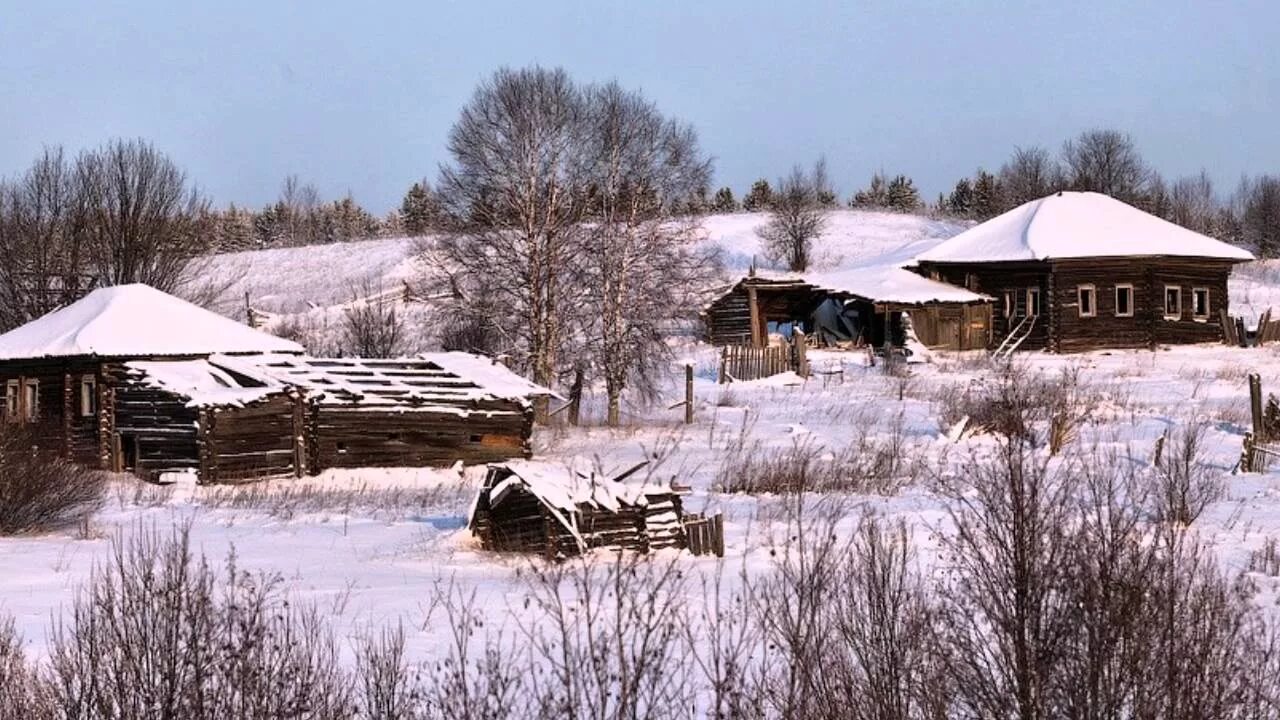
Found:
<box><xmin>1</xmin><ymin>1</ymin><xmax>1277</xmax><ymax>212</ymax></box>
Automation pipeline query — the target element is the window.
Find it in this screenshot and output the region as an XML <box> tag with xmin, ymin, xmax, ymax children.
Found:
<box><xmin>1077</xmin><ymin>285</ymin><xmax>1096</xmax><ymax>318</ymax></box>
<box><xmin>80</xmin><ymin>376</ymin><xmax>97</xmax><ymax>417</ymax></box>
<box><xmin>1164</xmin><ymin>285</ymin><xmax>1182</xmax><ymax>320</ymax></box>
<box><xmin>1003</xmin><ymin>291</ymin><xmax>1015</xmax><ymax>318</ymax></box>
<box><xmin>1192</xmin><ymin>288</ymin><xmax>1210</xmax><ymax>320</ymax></box>
<box><xmin>1115</xmin><ymin>284</ymin><xmax>1134</xmax><ymax>317</ymax></box>
<box><xmin>1026</xmin><ymin>287</ymin><xmax>1042</xmax><ymax>317</ymax></box>
<box><xmin>4</xmin><ymin>381</ymin><xmax>16</xmax><ymax>420</ymax></box>
<box><xmin>22</xmin><ymin>380</ymin><xmax>38</xmax><ymax>421</ymax></box>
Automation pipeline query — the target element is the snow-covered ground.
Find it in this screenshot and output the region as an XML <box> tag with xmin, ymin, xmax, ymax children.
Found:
<box><xmin>7</xmin><ymin>209</ymin><xmax>1280</xmax><ymax>673</ymax></box>
<box><xmin>5</xmin><ymin>343</ymin><xmax>1280</xmax><ymax>665</ymax></box>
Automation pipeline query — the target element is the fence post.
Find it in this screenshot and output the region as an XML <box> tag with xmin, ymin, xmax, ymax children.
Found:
<box><xmin>793</xmin><ymin>329</ymin><xmax>808</xmax><ymax>377</ymax></box>
<box><xmin>684</xmin><ymin>364</ymin><xmax>694</xmax><ymax>424</ymax></box>
<box><xmin>568</xmin><ymin>367</ymin><xmax>584</xmax><ymax>427</ymax></box>
<box><xmin>1250</xmin><ymin>373</ymin><xmax>1265</xmax><ymax>441</ymax></box>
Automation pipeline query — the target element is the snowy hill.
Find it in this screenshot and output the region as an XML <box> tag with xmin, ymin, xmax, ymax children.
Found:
<box><xmin>195</xmin><ymin>209</ymin><xmax>970</xmax><ymax>319</ymax></box>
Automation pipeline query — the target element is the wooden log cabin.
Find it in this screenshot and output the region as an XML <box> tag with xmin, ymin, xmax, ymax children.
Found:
<box><xmin>914</xmin><ymin>191</ymin><xmax>1255</xmax><ymax>353</ymax></box>
<box><xmin>469</xmin><ymin>461</ymin><xmax>687</xmax><ymax>559</ymax></box>
<box><xmin>0</xmin><ymin>284</ymin><xmax>548</xmax><ymax>483</ymax></box>
<box><xmin>702</xmin><ymin>266</ymin><xmax>994</xmax><ymax>352</ymax></box>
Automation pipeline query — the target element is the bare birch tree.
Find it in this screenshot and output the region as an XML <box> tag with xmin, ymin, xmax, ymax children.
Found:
<box><xmin>999</xmin><ymin>146</ymin><xmax>1060</xmax><ymax>209</ymax></box>
<box><xmin>427</xmin><ymin>66</ymin><xmax>592</xmax><ymax>420</ymax></box>
<box><xmin>0</xmin><ymin>147</ymin><xmax>89</xmax><ymax>330</ymax></box>
<box><xmin>77</xmin><ymin>139</ymin><xmax>207</xmax><ymax>292</ymax></box>
<box><xmin>758</xmin><ymin>159</ymin><xmax>832</xmax><ymax>271</ymax></box>
<box><xmin>580</xmin><ymin>81</ymin><xmax>714</xmax><ymax>426</ymax></box>
<box><xmin>1061</xmin><ymin>129</ymin><xmax>1150</xmax><ymax>203</ymax></box>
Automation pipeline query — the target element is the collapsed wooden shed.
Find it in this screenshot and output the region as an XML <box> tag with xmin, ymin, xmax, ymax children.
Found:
<box><xmin>702</xmin><ymin>266</ymin><xmax>993</xmax><ymax>351</ymax></box>
<box><xmin>469</xmin><ymin>461</ymin><xmax>688</xmax><ymax>559</ymax></box>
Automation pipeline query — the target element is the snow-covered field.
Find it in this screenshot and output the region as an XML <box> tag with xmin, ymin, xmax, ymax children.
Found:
<box><xmin>5</xmin><ymin>344</ymin><xmax>1280</xmax><ymax>664</ymax></box>
<box><xmin>7</xmin><ymin>209</ymin><xmax>1280</xmax><ymax>687</ymax></box>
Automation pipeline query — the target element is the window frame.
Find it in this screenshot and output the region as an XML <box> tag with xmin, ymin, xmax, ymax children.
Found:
<box><xmin>1077</xmin><ymin>284</ymin><xmax>1097</xmax><ymax>318</ymax></box>
<box><xmin>1114</xmin><ymin>283</ymin><xmax>1135</xmax><ymax>318</ymax></box>
<box><xmin>22</xmin><ymin>379</ymin><xmax>38</xmax><ymax>421</ymax></box>
<box><xmin>80</xmin><ymin>375</ymin><xmax>97</xmax><ymax>417</ymax></box>
<box><xmin>1003</xmin><ymin>291</ymin><xmax>1015</xmax><ymax>319</ymax></box>
<box><xmin>1026</xmin><ymin>287</ymin><xmax>1042</xmax><ymax>317</ymax></box>
<box><xmin>1192</xmin><ymin>287</ymin><xmax>1210</xmax><ymax>321</ymax></box>
<box><xmin>1163</xmin><ymin>285</ymin><xmax>1183</xmax><ymax>321</ymax></box>
<box><xmin>4</xmin><ymin>380</ymin><xmax>17</xmax><ymax>420</ymax></box>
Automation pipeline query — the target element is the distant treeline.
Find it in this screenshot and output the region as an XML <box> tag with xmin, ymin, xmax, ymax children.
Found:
<box><xmin>713</xmin><ymin>129</ymin><xmax>1280</xmax><ymax>256</ymax></box>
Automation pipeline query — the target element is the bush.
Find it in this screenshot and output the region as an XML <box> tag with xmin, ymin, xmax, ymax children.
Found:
<box><xmin>45</xmin><ymin>523</ymin><xmax>350</xmax><ymax>718</ymax></box>
<box><xmin>0</xmin><ymin>426</ymin><xmax>103</xmax><ymax>535</ymax></box>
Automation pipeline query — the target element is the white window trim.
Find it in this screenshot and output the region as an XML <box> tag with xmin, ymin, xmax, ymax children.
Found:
<box><xmin>1026</xmin><ymin>287</ymin><xmax>1041</xmax><ymax>317</ymax></box>
<box><xmin>1003</xmin><ymin>291</ymin><xmax>1014</xmax><ymax>318</ymax></box>
<box><xmin>1164</xmin><ymin>285</ymin><xmax>1183</xmax><ymax>321</ymax></box>
<box><xmin>4</xmin><ymin>380</ymin><xmax>17</xmax><ymax>420</ymax></box>
<box><xmin>80</xmin><ymin>375</ymin><xmax>97</xmax><ymax>417</ymax></box>
<box><xmin>1192</xmin><ymin>287</ymin><xmax>1210</xmax><ymax>321</ymax></box>
<box><xmin>22</xmin><ymin>379</ymin><xmax>38</xmax><ymax>421</ymax></box>
<box><xmin>1077</xmin><ymin>284</ymin><xmax>1097</xmax><ymax>318</ymax></box>
<box><xmin>1114</xmin><ymin>284</ymin><xmax>1135</xmax><ymax>318</ymax></box>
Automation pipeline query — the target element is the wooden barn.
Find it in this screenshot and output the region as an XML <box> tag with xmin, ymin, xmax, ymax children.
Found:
<box><xmin>469</xmin><ymin>461</ymin><xmax>688</xmax><ymax>559</ymax></box>
<box><xmin>0</xmin><ymin>284</ymin><xmax>548</xmax><ymax>483</ymax></box>
<box><xmin>914</xmin><ymin>191</ymin><xmax>1255</xmax><ymax>353</ymax></box>
<box><xmin>702</xmin><ymin>265</ymin><xmax>993</xmax><ymax>351</ymax></box>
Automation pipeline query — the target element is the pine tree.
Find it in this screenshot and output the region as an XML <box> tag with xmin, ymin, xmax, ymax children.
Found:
<box><xmin>971</xmin><ymin>170</ymin><xmax>1002</xmax><ymax>220</ymax></box>
<box><xmin>219</xmin><ymin>203</ymin><xmax>255</xmax><ymax>251</ymax></box>
<box><xmin>712</xmin><ymin>186</ymin><xmax>738</xmax><ymax>213</ymax></box>
<box><xmin>400</xmin><ymin>181</ymin><xmax>438</xmax><ymax>235</ymax></box>
<box><xmin>885</xmin><ymin>175</ymin><xmax>921</xmax><ymax>212</ymax></box>
<box><xmin>947</xmin><ymin>178</ymin><xmax>975</xmax><ymax>217</ymax></box>
<box><xmin>817</xmin><ymin>188</ymin><xmax>838</xmax><ymax>208</ymax></box>
<box><xmin>742</xmin><ymin>178</ymin><xmax>774</xmax><ymax>211</ymax></box>
<box><xmin>850</xmin><ymin>172</ymin><xmax>890</xmax><ymax>208</ymax></box>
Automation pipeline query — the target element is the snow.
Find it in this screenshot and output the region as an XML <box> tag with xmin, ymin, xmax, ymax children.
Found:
<box><xmin>915</xmin><ymin>191</ymin><xmax>1255</xmax><ymax>264</ymax></box>
<box><xmin>126</xmin><ymin>359</ymin><xmax>281</xmax><ymax>407</ymax></box>
<box><xmin>804</xmin><ymin>264</ymin><xmax>990</xmax><ymax>304</ymax></box>
<box><xmin>490</xmin><ymin>459</ymin><xmax>675</xmax><ymax>515</ymax></box>
<box><xmin>423</xmin><ymin>351</ymin><xmax>560</xmax><ymax>401</ymax></box>
<box><xmin>0</xmin><ymin>284</ymin><xmax>303</xmax><ymax>360</ymax></box>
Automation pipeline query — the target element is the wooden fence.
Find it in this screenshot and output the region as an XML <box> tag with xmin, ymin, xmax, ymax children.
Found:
<box><xmin>719</xmin><ymin>332</ymin><xmax>809</xmax><ymax>383</ymax></box>
<box><xmin>684</xmin><ymin>512</ymin><xmax>725</xmax><ymax>557</ymax></box>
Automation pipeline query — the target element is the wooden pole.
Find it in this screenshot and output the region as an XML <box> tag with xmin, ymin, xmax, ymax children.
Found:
<box><xmin>244</xmin><ymin>291</ymin><xmax>255</xmax><ymax>328</ymax></box>
<box><xmin>793</xmin><ymin>329</ymin><xmax>808</xmax><ymax>377</ymax></box>
<box><xmin>747</xmin><ymin>285</ymin><xmax>763</xmax><ymax>348</ymax></box>
<box><xmin>684</xmin><ymin>364</ymin><xmax>694</xmax><ymax>424</ymax></box>
<box><xmin>1250</xmin><ymin>373</ymin><xmax>1265</xmax><ymax>441</ymax></box>
<box><xmin>567</xmin><ymin>367</ymin><xmax>584</xmax><ymax>426</ymax></box>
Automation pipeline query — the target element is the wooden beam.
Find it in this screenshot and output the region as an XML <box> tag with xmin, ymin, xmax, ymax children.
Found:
<box><xmin>747</xmin><ymin>285</ymin><xmax>763</xmax><ymax>347</ymax></box>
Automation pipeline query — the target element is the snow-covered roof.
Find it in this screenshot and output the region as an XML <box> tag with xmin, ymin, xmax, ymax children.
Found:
<box><xmin>804</xmin><ymin>264</ymin><xmax>991</xmax><ymax>305</ymax></box>
<box><xmin>487</xmin><ymin>460</ymin><xmax>678</xmax><ymax>514</ymax></box>
<box><xmin>421</xmin><ymin>352</ymin><xmax>559</xmax><ymax>401</ymax></box>
<box><xmin>126</xmin><ymin>359</ymin><xmax>283</xmax><ymax>408</ymax></box>
<box><xmin>915</xmin><ymin>191</ymin><xmax>1254</xmax><ymax>264</ymax></box>
<box><xmin>0</xmin><ymin>284</ymin><xmax>304</xmax><ymax>360</ymax></box>
<box><xmin>724</xmin><ymin>264</ymin><xmax>990</xmax><ymax>307</ymax></box>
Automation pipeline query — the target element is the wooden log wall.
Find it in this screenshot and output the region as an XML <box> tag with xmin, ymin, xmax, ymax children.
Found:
<box><xmin>106</xmin><ymin>363</ymin><xmax>201</xmax><ymax>480</ymax></box>
<box><xmin>200</xmin><ymin>393</ymin><xmax>299</xmax><ymax>484</ymax></box>
<box><xmin>1049</xmin><ymin>258</ymin><xmax>1231</xmax><ymax>352</ymax></box>
<box><xmin>922</xmin><ymin>262</ymin><xmax>1052</xmax><ymax>351</ymax></box>
<box><xmin>0</xmin><ymin>359</ymin><xmax>109</xmax><ymax>467</ymax></box>
<box><xmin>703</xmin><ymin>289</ymin><xmax>755</xmax><ymax>346</ymax></box>
<box><xmin>312</xmin><ymin>404</ymin><xmax>532</xmax><ymax>470</ymax></box>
